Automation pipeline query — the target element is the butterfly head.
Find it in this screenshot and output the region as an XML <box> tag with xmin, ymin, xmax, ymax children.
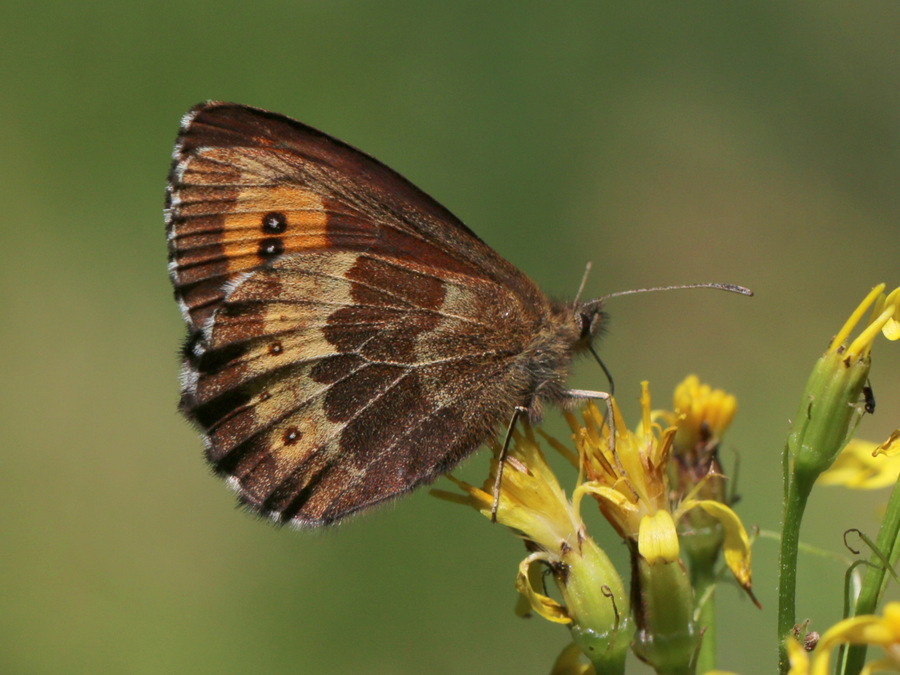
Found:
<box><xmin>575</xmin><ymin>298</ymin><xmax>606</xmax><ymax>350</ymax></box>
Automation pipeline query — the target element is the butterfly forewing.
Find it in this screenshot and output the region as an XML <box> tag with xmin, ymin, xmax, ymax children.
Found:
<box><xmin>167</xmin><ymin>102</ymin><xmax>579</xmax><ymax>525</ymax></box>
<box><xmin>167</xmin><ymin>103</ymin><xmax>536</xmax><ymax>329</ymax></box>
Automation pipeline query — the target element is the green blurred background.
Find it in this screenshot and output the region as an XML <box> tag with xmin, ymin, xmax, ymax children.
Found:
<box><xmin>3</xmin><ymin>2</ymin><xmax>900</xmax><ymax>673</ymax></box>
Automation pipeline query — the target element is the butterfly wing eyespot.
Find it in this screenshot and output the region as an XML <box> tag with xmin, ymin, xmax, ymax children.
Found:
<box><xmin>168</xmin><ymin>102</ymin><xmax>577</xmax><ymax>525</ymax></box>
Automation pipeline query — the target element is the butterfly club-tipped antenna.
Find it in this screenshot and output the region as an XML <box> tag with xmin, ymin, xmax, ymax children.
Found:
<box><xmin>579</xmin><ymin>279</ymin><xmax>752</xmax><ymax>398</ymax></box>
<box><xmin>599</xmin><ymin>281</ymin><xmax>754</xmax><ymax>302</ymax></box>
<box><xmin>585</xmin><ymin>279</ymin><xmax>752</xmax><ymax>406</ymax></box>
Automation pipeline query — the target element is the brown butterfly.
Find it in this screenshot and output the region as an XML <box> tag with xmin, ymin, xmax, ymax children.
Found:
<box><xmin>166</xmin><ymin>102</ymin><xmax>606</xmax><ymax>526</ymax></box>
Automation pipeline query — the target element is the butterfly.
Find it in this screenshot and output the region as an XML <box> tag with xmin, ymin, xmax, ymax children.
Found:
<box><xmin>166</xmin><ymin>102</ymin><xmax>606</xmax><ymax>526</ymax></box>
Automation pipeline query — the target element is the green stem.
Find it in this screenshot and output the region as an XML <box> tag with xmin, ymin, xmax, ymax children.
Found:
<box><xmin>692</xmin><ymin>563</ymin><xmax>718</xmax><ymax>674</ymax></box>
<box><xmin>777</xmin><ymin>349</ymin><xmax>869</xmax><ymax>673</ymax></box>
<box><xmin>777</xmin><ymin>457</ymin><xmax>815</xmax><ymax>675</ymax></box>
<box><xmin>842</xmin><ymin>477</ymin><xmax>900</xmax><ymax>675</ymax></box>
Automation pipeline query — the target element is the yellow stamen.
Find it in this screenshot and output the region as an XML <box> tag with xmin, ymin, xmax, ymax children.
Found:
<box><xmin>848</xmin><ymin>306</ymin><xmax>897</xmax><ymax>359</ymax></box>
<box><xmin>830</xmin><ymin>284</ymin><xmax>885</xmax><ymax>353</ymax></box>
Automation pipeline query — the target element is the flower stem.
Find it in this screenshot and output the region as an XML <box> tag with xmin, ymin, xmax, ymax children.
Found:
<box><xmin>777</xmin><ymin>456</ymin><xmax>816</xmax><ymax>674</ymax></box>
<box><xmin>692</xmin><ymin>562</ymin><xmax>718</xmax><ymax>674</ymax></box>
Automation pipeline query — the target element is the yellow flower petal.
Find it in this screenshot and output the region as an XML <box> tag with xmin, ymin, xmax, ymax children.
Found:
<box><xmin>860</xmin><ymin>658</ymin><xmax>900</xmax><ymax>675</ymax></box>
<box><xmin>819</xmin><ymin>437</ymin><xmax>900</xmax><ymax>489</ymax></box>
<box><xmin>844</xmin><ymin>285</ymin><xmax>900</xmax><ymax>358</ymax></box>
<box><xmin>874</xmin><ymin>430</ymin><xmax>900</xmax><ymax>457</ymax></box>
<box><xmin>818</xmin><ymin>615</ymin><xmax>888</xmax><ymax>651</ymax></box>
<box><xmin>435</xmin><ymin>429</ymin><xmax>583</xmax><ymax>553</ymax></box>
<box><xmin>880</xmin><ymin>287</ymin><xmax>900</xmax><ymax>340</ymax></box>
<box><xmin>638</xmin><ymin>510</ymin><xmax>680</xmax><ymax>565</ymax></box>
<box><xmin>830</xmin><ymin>284</ymin><xmax>885</xmax><ymax>353</ymax></box>
<box><xmin>797</xmin><ymin>603</ymin><xmax>900</xmax><ymax>675</ymax></box>
<box><xmin>516</xmin><ymin>552</ymin><xmax>572</xmax><ymax>624</ymax></box>
<box><xmin>672</xmin><ymin>374</ymin><xmax>738</xmax><ymax>445</ymax></box>
<box><xmin>683</xmin><ymin>499</ymin><xmax>758</xmax><ymax>605</ymax></box>
<box><xmin>550</xmin><ymin>642</ymin><xmax>595</xmax><ymax>675</ymax></box>
<box><xmin>784</xmin><ymin>637</ymin><xmax>811</xmax><ymax>675</ymax></box>
<box><xmin>573</xmin><ymin>385</ymin><xmax>677</xmax><ymax>543</ymax></box>
<box><xmin>574</xmin><ymin>482</ymin><xmax>638</xmax><ymax>517</ymax></box>
<box><xmin>884</xmin><ymin>602</ymin><xmax>900</xmax><ymax>632</ymax></box>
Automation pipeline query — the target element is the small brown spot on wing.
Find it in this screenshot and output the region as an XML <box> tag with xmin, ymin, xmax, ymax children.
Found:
<box><xmin>283</xmin><ymin>426</ymin><xmax>302</xmax><ymax>445</ymax></box>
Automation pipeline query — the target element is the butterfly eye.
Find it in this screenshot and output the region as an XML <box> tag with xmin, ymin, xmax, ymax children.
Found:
<box><xmin>577</xmin><ymin>300</ymin><xmax>605</xmax><ymax>343</ymax></box>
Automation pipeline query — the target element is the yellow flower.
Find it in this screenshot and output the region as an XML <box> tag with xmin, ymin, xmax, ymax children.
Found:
<box><xmin>788</xmin><ymin>285</ymin><xmax>900</xmax><ymax>480</ymax></box>
<box><xmin>432</xmin><ymin>424</ymin><xmax>632</xmax><ymax>673</ymax></box>
<box><xmin>569</xmin><ymin>383</ymin><xmax>675</xmax><ymax>551</ymax></box>
<box><xmin>819</xmin><ymin>435</ymin><xmax>900</xmax><ymax>489</ymax></box>
<box><xmin>570</xmin><ymin>383</ymin><xmax>757</xmax><ymax>671</ymax></box>
<box><xmin>874</xmin><ymin>431</ymin><xmax>900</xmax><ymax>458</ymax></box>
<box><xmin>779</xmin><ymin>284</ymin><xmax>900</xmax><ymax>671</ymax></box>
<box><xmin>570</xmin><ymin>383</ymin><xmax>754</xmax><ymax>598</ymax></box>
<box><xmin>435</xmin><ymin>426</ymin><xmax>581</xmax><ymax>555</ymax></box>
<box><xmin>664</xmin><ymin>375</ymin><xmax>738</xmax><ymax>573</ymax></box>
<box><xmin>436</xmin><ymin>379</ymin><xmax>755</xmax><ymax>673</ymax></box>
<box><xmin>784</xmin><ymin>637</ymin><xmax>811</xmax><ymax>675</ymax></box>
<box><xmin>670</xmin><ymin>374</ymin><xmax>737</xmax><ymax>456</ymax></box>
<box><xmin>801</xmin><ymin>602</ymin><xmax>900</xmax><ymax>675</ymax></box>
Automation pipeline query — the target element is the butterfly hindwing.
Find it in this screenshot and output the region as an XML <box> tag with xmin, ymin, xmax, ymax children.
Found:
<box><xmin>183</xmin><ymin>250</ymin><xmax>535</xmax><ymax>524</ymax></box>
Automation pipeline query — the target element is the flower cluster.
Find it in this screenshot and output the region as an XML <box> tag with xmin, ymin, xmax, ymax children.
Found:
<box><xmin>784</xmin><ymin>602</ymin><xmax>900</xmax><ymax>675</ymax></box>
<box><xmin>435</xmin><ymin>376</ymin><xmax>754</xmax><ymax>673</ymax></box>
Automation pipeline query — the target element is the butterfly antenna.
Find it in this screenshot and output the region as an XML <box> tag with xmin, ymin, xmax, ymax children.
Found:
<box><xmin>600</xmin><ymin>282</ymin><xmax>753</xmax><ymax>302</ymax></box>
<box><xmin>573</xmin><ymin>261</ymin><xmax>593</xmax><ymax>308</ymax></box>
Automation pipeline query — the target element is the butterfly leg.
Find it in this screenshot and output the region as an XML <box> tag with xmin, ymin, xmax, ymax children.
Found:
<box><xmin>566</xmin><ymin>389</ymin><xmax>616</xmax><ymax>464</ymax></box>
<box><xmin>491</xmin><ymin>405</ymin><xmax>529</xmax><ymax>523</ymax></box>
